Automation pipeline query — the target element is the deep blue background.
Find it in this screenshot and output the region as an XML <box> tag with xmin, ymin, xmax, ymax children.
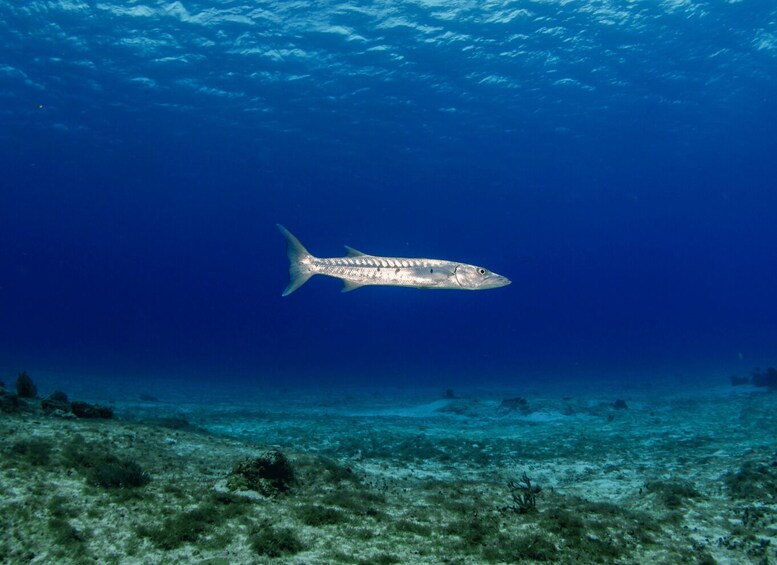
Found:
<box><xmin>2</xmin><ymin>0</ymin><xmax>776</xmax><ymax>387</ymax></box>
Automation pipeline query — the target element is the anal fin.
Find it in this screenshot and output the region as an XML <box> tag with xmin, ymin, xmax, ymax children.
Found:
<box><xmin>341</xmin><ymin>280</ymin><xmax>364</xmax><ymax>292</ymax></box>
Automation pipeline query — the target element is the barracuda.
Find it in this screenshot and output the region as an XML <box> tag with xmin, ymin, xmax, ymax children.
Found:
<box><xmin>277</xmin><ymin>224</ymin><xmax>511</xmax><ymax>296</ymax></box>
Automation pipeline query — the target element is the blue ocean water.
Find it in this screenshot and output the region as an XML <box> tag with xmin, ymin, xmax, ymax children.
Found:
<box><xmin>2</xmin><ymin>0</ymin><xmax>776</xmax><ymax>389</ymax></box>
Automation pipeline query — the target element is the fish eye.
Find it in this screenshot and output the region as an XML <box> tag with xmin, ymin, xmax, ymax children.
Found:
<box><xmin>478</xmin><ymin>268</ymin><xmax>486</xmax><ymax>275</ymax></box>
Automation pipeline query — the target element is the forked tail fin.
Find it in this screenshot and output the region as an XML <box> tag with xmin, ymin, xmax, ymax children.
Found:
<box><xmin>277</xmin><ymin>224</ymin><xmax>315</xmax><ymax>296</ymax></box>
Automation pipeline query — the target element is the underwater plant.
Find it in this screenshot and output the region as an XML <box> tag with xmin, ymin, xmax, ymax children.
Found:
<box><xmin>645</xmin><ymin>480</ymin><xmax>700</xmax><ymax>509</ymax></box>
<box><xmin>507</xmin><ymin>472</ymin><xmax>541</xmax><ymax>513</ymax></box>
<box><xmin>89</xmin><ymin>459</ymin><xmax>150</xmax><ymax>489</ymax></box>
<box><xmin>15</xmin><ymin>371</ymin><xmax>37</xmax><ymax>398</ymax></box>
<box><xmin>62</xmin><ymin>437</ymin><xmax>150</xmax><ymax>490</ymax></box>
<box><xmin>8</xmin><ymin>438</ymin><xmax>54</xmax><ymax>467</ymax></box>
<box><xmin>249</xmin><ymin>522</ymin><xmax>305</xmax><ymax>557</ymax></box>
<box><xmin>297</xmin><ymin>503</ymin><xmax>347</xmax><ymax>526</ymax></box>
<box><xmin>724</xmin><ymin>460</ymin><xmax>777</xmax><ymax>502</ymax></box>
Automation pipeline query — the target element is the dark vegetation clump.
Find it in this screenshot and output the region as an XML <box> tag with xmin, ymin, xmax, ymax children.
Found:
<box><xmin>249</xmin><ymin>522</ymin><xmax>305</xmax><ymax>557</ymax></box>
<box><xmin>15</xmin><ymin>371</ymin><xmax>37</xmax><ymax>398</ymax></box>
<box><xmin>139</xmin><ymin>506</ymin><xmax>215</xmax><ymax>550</ymax></box>
<box><xmin>507</xmin><ymin>472</ymin><xmax>541</xmax><ymax>513</ymax></box>
<box><xmin>137</xmin><ymin>492</ymin><xmax>252</xmax><ymax>550</ymax></box>
<box><xmin>321</xmin><ymin>488</ymin><xmax>385</xmax><ymax>517</ymax></box>
<box><xmin>9</xmin><ymin>438</ymin><xmax>54</xmax><ymax>467</ymax></box>
<box><xmin>730</xmin><ymin>374</ymin><xmax>751</xmax><ymax>386</ymax></box>
<box><xmin>482</xmin><ymin>531</ymin><xmax>559</xmax><ymax>562</ymax></box>
<box><xmin>0</xmin><ymin>392</ymin><xmax>20</xmax><ymax>413</ymax></box>
<box><xmin>90</xmin><ymin>459</ymin><xmax>150</xmax><ymax>489</ymax></box>
<box><xmin>536</xmin><ymin>496</ymin><xmax>658</xmax><ymax>562</ymax></box>
<box><xmin>297</xmin><ymin>504</ymin><xmax>347</xmax><ymax>526</ymax></box>
<box><xmin>62</xmin><ymin>437</ymin><xmax>150</xmax><ymax>490</ymax></box>
<box><xmin>751</xmin><ymin>367</ymin><xmax>777</xmax><ymax>388</ymax></box>
<box><xmin>724</xmin><ymin>460</ymin><xmax>777</xmax><ymax>502</ymax></box>
<box><xmin>152</xmin><ymin>416</ymin><xmax>193</xmax><ymax>430</ymax></box>
<box><xmin>612</xmin><ymin>399</ymin><xmax>628</xmax><ymax>410</ymax></box>
<box><xmin>49</xmin><ymin>390</ymin><xmax>69</xmax><ymax>403</ymax></box>
<box><xmin>48</xmin><ymin>517</ymin><xmax>88</xmax><ymax>557</ymax></box>
<box><xmin>498</xmin><ymin>396</ymin><xmax>531</xmax><ymax>415</ymax></box>
<box><xmin>70</xmin><ymin>401</ymin><xmax>113</xmax><ymax>419</ymax></box>
<box><xmin>227</xmin><ymin>449</ymin><xmax>295</xmax><ymax>495</ymax></box>
<box><xmin>645</xmin><ymin>480</ymin><xmax>701</xmax><ymax>509</ymax></box>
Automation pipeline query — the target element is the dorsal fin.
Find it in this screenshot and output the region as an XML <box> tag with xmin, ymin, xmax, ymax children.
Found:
<box><xmin>344</xmin><ymin>245</ymin><xmax>369</xmax><ymax>257</ymax></box>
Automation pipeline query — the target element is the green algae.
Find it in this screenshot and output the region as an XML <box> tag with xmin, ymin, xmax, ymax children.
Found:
<box><xmin>297</xmin><ymin>503</ymin><xmax>348</xmax><ymax>526</ymax></box>
<box><xmin>248</xmin><ymin>522</ymin><xmax>305</xmax><ymax>557</ymax></box>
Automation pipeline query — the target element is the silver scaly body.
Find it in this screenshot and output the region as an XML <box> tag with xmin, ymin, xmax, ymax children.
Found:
<box><xmin>277</xmin><ymin>224</ymin><xmax>510</xmax><ymax>296</ymax></box>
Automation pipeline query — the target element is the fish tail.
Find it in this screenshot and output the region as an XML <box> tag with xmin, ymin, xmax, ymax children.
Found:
<box><xmin>277</xmin><ymin>224</ymin><xmax>315</xmax><ymax>296</ymax></box>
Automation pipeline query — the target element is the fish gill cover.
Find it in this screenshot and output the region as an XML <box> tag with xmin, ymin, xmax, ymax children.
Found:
<box><xmin>1</xmin><ymin>0</ymin><xmax>776</xmax><ymax>385</ymax></box>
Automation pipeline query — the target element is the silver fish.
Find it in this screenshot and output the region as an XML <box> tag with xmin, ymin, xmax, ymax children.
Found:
<box><xmin>277</xmin><ymin>224</ymin><xmax>511</xmax><ymax>296</ymax></box>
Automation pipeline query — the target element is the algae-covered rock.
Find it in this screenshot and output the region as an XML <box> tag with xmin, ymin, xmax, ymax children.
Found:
<box><xmin>227</xmin><ymin>449</ymin><xmax>296</xmax><ymax>495</ymax></box>
<box><xmin>42</xmin><ymin>391</ymin><xmax>71</xmax><ymax>416</ymax></box>
<box><xmin>70</xmin><ymin>401</ymin><xmax>113</xmax><ymax>419</ymax></box>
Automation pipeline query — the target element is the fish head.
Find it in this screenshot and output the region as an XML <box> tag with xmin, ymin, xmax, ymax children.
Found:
<box><xmin>454</xmin><ymin>264</ymin><xmax>511</xmax><ymax>290</ymax></box>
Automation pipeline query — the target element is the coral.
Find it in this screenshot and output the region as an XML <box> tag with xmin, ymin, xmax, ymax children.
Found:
<box><xmin>249</xmin><ymin>522</ymin><xmax>304</xmax><ymax>557</ymax></box>
<box><xmin>15</xmin><ymin>371</ymin><xmax>37</xmax><ymax>398</ymax></box>
<box><xmin>507</xmin><ymin>473</ymin><xmax>541</xmax><ymax>513</ymax></box>
<box><xmin>227</xmin><ymin>449</ymin><xmax>295</xmax><ymax>495</ymax></box>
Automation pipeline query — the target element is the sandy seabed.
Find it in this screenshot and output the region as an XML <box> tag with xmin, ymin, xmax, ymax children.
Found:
<box><xmin>1</xmin><ymin>379</ymin><xmax>775</xmax><ymax>564</ymax></box>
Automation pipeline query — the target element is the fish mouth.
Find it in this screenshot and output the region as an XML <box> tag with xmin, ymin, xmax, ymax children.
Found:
<box><xmin>486</xmin><ymin>274</ymin><xmax>511</xmax><ymax>288</ymax></box>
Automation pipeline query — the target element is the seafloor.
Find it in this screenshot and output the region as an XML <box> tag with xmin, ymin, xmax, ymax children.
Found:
<box><xmin>1</xmin><ymin>375</ymin><xmax>775</xmax><ymax>564</ymax></box>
